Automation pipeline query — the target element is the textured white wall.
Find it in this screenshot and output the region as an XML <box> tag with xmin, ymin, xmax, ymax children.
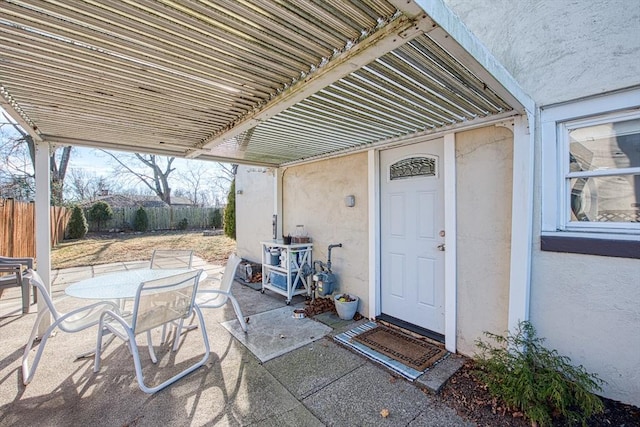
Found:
<box><xmin>443</xmin><ymin>0</ymin><xmax>640</xmax><ymax>106</ymax></box>
<box><xmin>235</xmin><ymin>166</ymin><xmax>275</xmax><ymax>263</ymax></box>
<box><xmin>532</xmin><ymin>252</ymin><xmax>640</xmax><ymax>406</ymax></box>
<box><xmin>455</xmin><ymin>126</ymin><xmax>514</xmax><ymax>355</ymax></box>
<box><xmin>234</xmin><ymin>2</ymin><xmax>640</xmax><ymax>403</ymax></box>
<box><xmin>445</xmin><ymin>0</ymin><xmax>640</xmax><ymax>406</ymax></box>
<box><xmin>282</xmin><ymin>153</ymin><xmax>370</xmax><ymax>316</ymax></box>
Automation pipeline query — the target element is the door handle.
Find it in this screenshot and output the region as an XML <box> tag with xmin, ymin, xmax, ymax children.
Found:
<box><xmin>437</xmin><ymin>243</ymin><xmax>445</xmax><ymax>251</ymax></box>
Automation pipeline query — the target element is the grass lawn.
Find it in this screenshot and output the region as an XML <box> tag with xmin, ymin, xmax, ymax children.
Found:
<box><xmin>51</xmin><ymin>230</ymin><xmax>236</xmax><ymax>269</ymax></box>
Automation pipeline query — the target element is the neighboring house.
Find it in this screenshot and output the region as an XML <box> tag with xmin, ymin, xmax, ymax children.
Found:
<box><xmin>169</xmin><ymin>196</ymin><xmax>196</xmax><ymax>207</ymax></box>
<box><xmin>79</xmin><ymin>194</ymin><xmax>196</xmax><ymax>208</ymax></box>
<box><xmin>236</xmin><ymin>1</ymin><xmax>640</xmax><ymax>407</ymax></box>
<box><xmin>79</xmin><ymin>194</ymin><xmax>168</xmax><ymax>209</ymax></box>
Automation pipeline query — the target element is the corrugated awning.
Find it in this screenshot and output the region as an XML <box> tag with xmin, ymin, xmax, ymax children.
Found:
<box><xmin>0</xmin><ymin>0</ymin><xmax>523</xmax><ymax>166</ymax></box>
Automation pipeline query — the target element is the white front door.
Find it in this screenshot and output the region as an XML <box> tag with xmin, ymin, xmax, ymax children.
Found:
<box><xmin>380</xmin><ymin>139</ymin><xmax>445</xmax><ymax>334</ymax></box>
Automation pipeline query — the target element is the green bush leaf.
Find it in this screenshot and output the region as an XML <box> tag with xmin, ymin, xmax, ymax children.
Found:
<box><xmin>474</xmin><ymin>321</ymin><xmax>604</xmax><ymax>426</ymax></box>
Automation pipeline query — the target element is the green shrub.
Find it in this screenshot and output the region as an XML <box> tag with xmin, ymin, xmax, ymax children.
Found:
<box><xmin>87</xmin><ymin>201</ymin><xmax>113</xmax><ymax>231</ymax></box>
<box><xmin>133</xmin><ymin>207</ymin><xmax>149</xmax><ymax>232</ymax></box>
<box><xmin>223</xmin><ymin>179</ymin><xmax>236</xmax><ymax>239</ymax></box>
<box><xmin>474</xmin><ymin>321</ymin><xmax>604</xmax><ymax>426</ymax></box>
<box><xmin>211</xmin><ymin>208</ymin><xmax>223</xmax><ymax>229</ymax></box>
<box><xmin>67</xmin><ymin>205</ymin><xmax>88</xmax><ymax>239</ymax></box>
<box><xmin>177</xmin><ymin>217</ymin><xmax>188</xmax><ymax>230</ymax></box>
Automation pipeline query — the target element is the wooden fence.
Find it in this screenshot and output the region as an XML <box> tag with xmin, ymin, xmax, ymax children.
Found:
<box><xmin>0</xmin><ymin>199</ymin><xmax>219</xmax><ymax>258</ymax></box>
<box><xmin>0</xmin><ymin>198</ymin><xmax>70</xmax><ymax>258</ymax></box>
<box><xmin>85</xmin><ymin>206</ymin><xmax>219</xmax><ymax>232</ymax></box>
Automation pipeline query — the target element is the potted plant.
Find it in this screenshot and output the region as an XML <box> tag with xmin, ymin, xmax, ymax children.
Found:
<box><xmin>334</xmin><ymin>293</ymin><xmax>359</xmax><ymax>320</ymax></box>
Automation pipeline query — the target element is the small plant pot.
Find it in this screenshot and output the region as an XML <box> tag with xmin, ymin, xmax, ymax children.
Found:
<box><xmin>334</xmin><ymin>294</ymin><xmax>359</xmax><ymax>320</ymax></box>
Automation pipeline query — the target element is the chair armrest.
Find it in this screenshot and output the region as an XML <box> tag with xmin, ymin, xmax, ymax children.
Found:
<box><xmin>207</xmin><ymin>272</ymin><xmax>223</xmax><ymax>283</ymax></box>
<box><xmin>0</xmin><ymin>264</ymin><xmax>22</xmax><ymax>281</ymax></box>
<box><xmin>0</xmin><ymin>264</ymin><xmax>23</xmax><ymax>289</ymax></box>
<box><xmin>0</xmin><ymin>257</ymin><xmax>34</xmax><ymax>269</ymax></box>
<box><xmin>57</xmin><ymin>302</ymin><xmax>122</xmax><ymax>334</ymax></box>
<box><xmin>0</xmin><ymin>264</ymin><xmax>22</xmax><ymax>273</ymax></box>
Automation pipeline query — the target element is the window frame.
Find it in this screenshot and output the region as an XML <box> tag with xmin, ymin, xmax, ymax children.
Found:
<box><xmin>560</xmin><ymin>110</ymin><xmax>640</xmax><ymax>233</ymax></box>
<box><xmin>541</xmin><ymin>87</ymin><xmax>640</xmax><ymax>242</ymax></box>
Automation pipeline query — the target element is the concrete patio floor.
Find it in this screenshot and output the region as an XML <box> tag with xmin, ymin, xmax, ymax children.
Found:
<box><xmin>0</xmin><ymin>258</ymin><xmax>469</xmax><ymax>426</ymax></box>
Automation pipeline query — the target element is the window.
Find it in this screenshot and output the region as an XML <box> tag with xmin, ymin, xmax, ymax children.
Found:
<box><xmin>564</xmin><ymin>113</ymin><xmax>640</xmax><ymax>229</ymax></box>
<box><xmin>389</xmin><ymin>156</ymin><xmax>437</xmax><ymax>180</ymax></box>
<box><xmin>541</xmin><ymin>88</ymin><xmax>640</xmax><ymax>258</ymax></box>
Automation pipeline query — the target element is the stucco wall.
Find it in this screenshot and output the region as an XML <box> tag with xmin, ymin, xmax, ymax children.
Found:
<box><xmin>282</xmin><ymin>153</ymin><xmax>370</xmax><ymax>316</ymax></box>
<box><xmin>235</xmin><ymin>166</ymin><xmax>276</xmax><ymax>263</ymax></box>
<box><xmin>455</xmin><ymin>126</ymin><xmax>514</xmax><ymax>355</ymax></box>
<box><xmin>531</xmin><ymin>253</ymin><xmax>640</xmax><ymax>406</ymax></box>
<box><xmin>234</xmin><ymin>3</ymin><xmax>640</xmax><ymax>404</ymax></box>
<box><xmin>443</xmin><ymin>0</ymin><xmax>640</xmax><ymax>106</ymax></box>
<box><xmin>445</xmin><ymin>0</ymin><xmax>640</xmax><ymax>405</ymax></box>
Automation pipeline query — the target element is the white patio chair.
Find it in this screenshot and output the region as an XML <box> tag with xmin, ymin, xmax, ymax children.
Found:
<box><xmin>93</xmin><ymin>269</ymin><xmax>209</xmax><ymax>394</ymax></box>
<box><xmin>150</xmin><ymin>249</ymin><xmax>194</xmax><ymax>344</ymax></box>
<box><xmin>171</xmin><ymin>253</ymin><xmax>247</xmax><ymax>351</ymax></box>
<box><xmin>0</xmin><ymin>256</ymin><xmax>35</xmax><ymax>314</ymax></box>
<box><xmin>21</xmin><ymin>269</ymin><xmax>120</xmax><ymax>385</ymax></box>
<box><xmin>150</xmin><ymin>249</ymin><xmax>194</xmax><ymax>270</ymax></box>
<box><xmin>196</xmin><ymin>253</ymin><xmax>247</xmax><ymax>331</ymax></box>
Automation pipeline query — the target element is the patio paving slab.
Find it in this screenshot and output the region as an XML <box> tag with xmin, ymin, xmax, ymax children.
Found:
<box><xmin>301</xmin><ymin>362</ymin><xmax>472</xmax><ymax>426</ymax></box>
<box><xmin>50</xmin><ymin>267</ymin><xmax>94</xmax><ymax>285</ymax></box>
<box><xmin>0</xmin><ymin>259</ymin><xmax>472</xmax><ymax>426</ymax></box>
<box><xmin>264</xmin><ymin>338</ymin><xmax>366</xmax><ymax>400</ymax></box>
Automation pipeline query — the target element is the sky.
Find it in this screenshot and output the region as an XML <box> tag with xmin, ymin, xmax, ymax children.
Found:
<box><xmin>1</xmin><ymin>107</ymin><xmax>232</xmax><ymax>204</ymax></box>
<box><xmin>70</xmin><ymin>146</ymin><xmax>221</xmax><ymax>178</ymax></box>
<box><xmin>70</xmin><ymin>147</ymin><xmax>113</xmax><ymax>177</ymax></box>
<box><xmin>65</xmin><ymin>146</ymin><xmax>232</xmax><ymax>204</ymax></box>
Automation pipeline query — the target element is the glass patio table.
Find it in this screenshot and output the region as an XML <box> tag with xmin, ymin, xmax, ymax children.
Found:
<box><xmin>65</xmin><ymin>268</ymin><xmax>207</xmax><ymax>300</ymax></box>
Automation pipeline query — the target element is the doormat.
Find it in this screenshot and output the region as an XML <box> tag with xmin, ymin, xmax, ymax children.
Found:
<box><xmin>353</xmin><ymin>325</ymin><xmax>446</xmax><ymax>371</ymax></box>
<box><xmin>334</xmin><ymin>322</ymin><xmax>448</xmax><ymax>380</ymax></box>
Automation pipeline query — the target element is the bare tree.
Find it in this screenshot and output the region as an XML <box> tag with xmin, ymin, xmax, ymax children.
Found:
<box><xmin>66</xmin><ymin>169</ymin><xmax>114</xmax><ymax>202</ymax></box>
<box><xmin>174</xmin><ymin>162</ymin><xmax>236</xmax><ymax>207</ymax></box>
<box><xmin>1</xmin><ymin>112</ymin><xmax>72</xmax><ymax>205</ymax></box>
<box><xmin>217</xmin><ymin>163</ymin><xmax>236</xmax><ymax>185</ymax></box>
<box><xmin>0</xmin><ymin>124</ymin><xmax>33</xmax><ymax>200</ymax></box>
<box><xmin>208</xmin><ymin>163</ymin><xmax>235</xmax><ymax>206</ymax></box>
<box><xmin>176</xmin><ymin>164</ymin><xmax>205</xmax><ymax>206</ymax></box>
<box><xmin>176</xmin><ymin>162</ymin><xmax>229</xmax><ymax>206</ymax></box>
<box><xmin>102</xmin><ymin>151</ymin><xmax>175</xmax><ymax>204</ymax></box>
<box><xmin>50</xmin><ymin>145</ymin><xmax>72</xmax><ymax>205</ymax></box>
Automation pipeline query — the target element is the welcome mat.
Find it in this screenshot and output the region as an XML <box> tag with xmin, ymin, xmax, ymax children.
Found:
<box><xmin>334</xmin><ymin>322</ymin><xmax>448</xmax><ymax>380</ymax></box>
<box><xmin>353</xmin><ymin>325</ymin><xmax>446</xmax><ymax>371</ymax></box>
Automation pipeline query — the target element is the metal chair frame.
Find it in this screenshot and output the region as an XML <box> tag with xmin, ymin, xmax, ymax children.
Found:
<box><xmin>0</xmin><ymin>256</ymin><xmax>35</xmax><ymax>313</ymax></box>
<box><xmin>21</xmin><ymin>269</ymin><xmax>120</xmax><ymax>385</ymax></box>
<box><xmin>93</xmin><ymin>269</ymin><xmax>209</xmax><ymax>394</ymax></box>
<box><xmin>150</xmin><ymin>249</ymin><xmax>194</xmax><ymax>270</ymax></box>
<box><xmin>170</xmin><ymin>253</ymin><xmax>247</xmax><ymax>352</ymax></box>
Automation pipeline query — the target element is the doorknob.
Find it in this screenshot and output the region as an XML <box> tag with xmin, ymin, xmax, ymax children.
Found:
<box><xmin>437</xmin><ymin>243</ymin><xmax>445</xmax><ymax>251</ymax></box>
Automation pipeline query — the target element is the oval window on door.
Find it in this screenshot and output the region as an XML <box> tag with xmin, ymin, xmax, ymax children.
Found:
<box><xmin>389</xmin><ymin>156</ymin><xmax>437</xmax><ymax>180</ymax></box>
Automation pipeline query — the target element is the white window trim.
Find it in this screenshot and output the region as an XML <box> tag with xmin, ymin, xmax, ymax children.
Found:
<box><xmin>541</xmin><ymin>87</ymin><xmax>640</xmax><ymax>238</ymax></box>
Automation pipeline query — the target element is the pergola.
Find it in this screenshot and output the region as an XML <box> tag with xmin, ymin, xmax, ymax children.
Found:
<box><xmin>0</xmin><ymin>0</ymin><xmax>534</xmax><ymax>334</ymax></box>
